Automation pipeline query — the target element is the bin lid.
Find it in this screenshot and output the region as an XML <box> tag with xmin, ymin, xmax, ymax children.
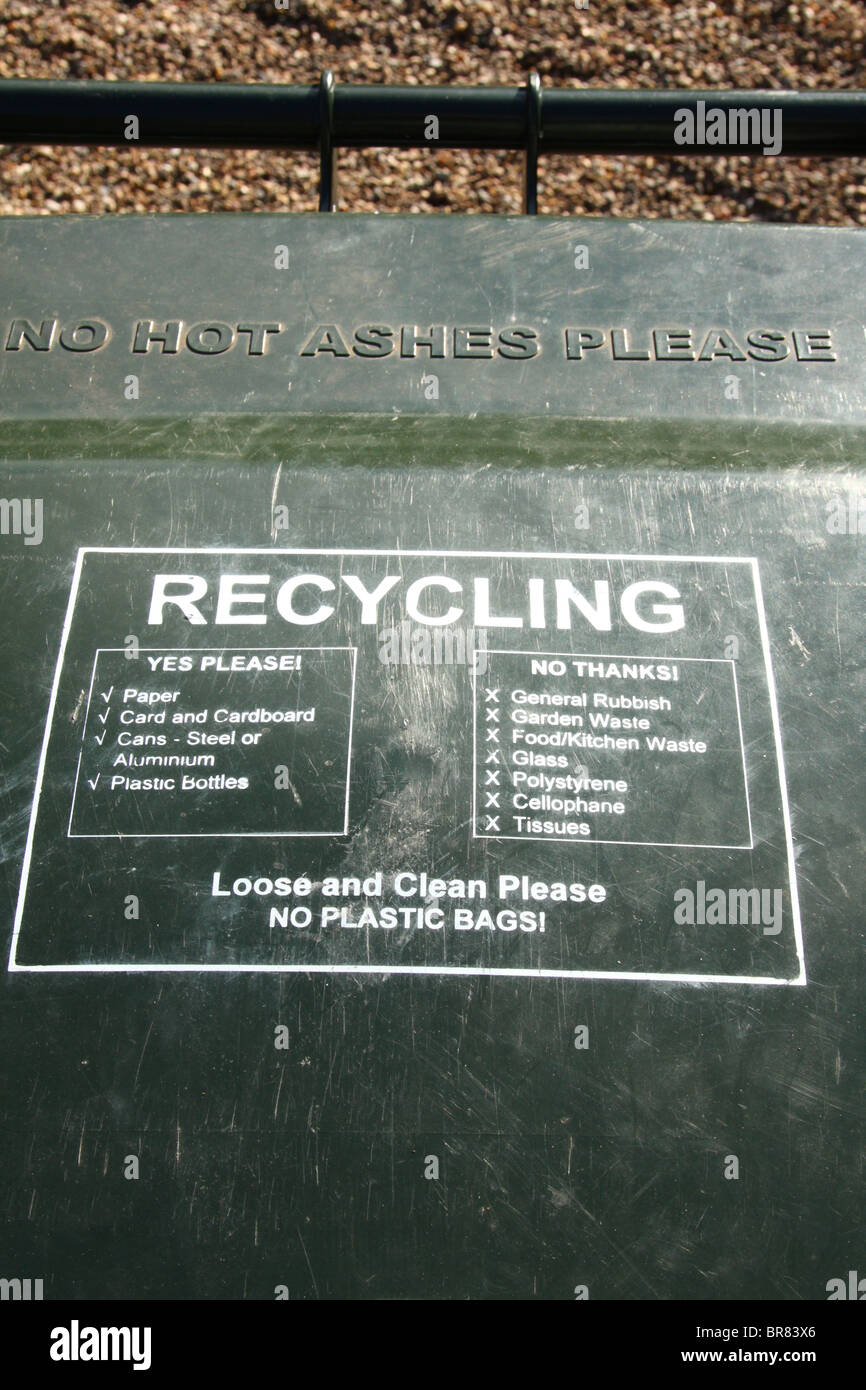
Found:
<box><xmin>1</xmin><ymin>212</ymin><xmax>863</xmax><ymax>423</ymax></box>
<box><xmin>1</xmin><ymin>207</ymin><xmax>864</xmax><ymax>1303</ymax></box>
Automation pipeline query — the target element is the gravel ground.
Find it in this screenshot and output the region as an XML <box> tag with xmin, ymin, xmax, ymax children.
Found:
<box><xmin>0</xmin><ymin>0</ymin><xmax>863</xmax><ymax>223</ymax></box>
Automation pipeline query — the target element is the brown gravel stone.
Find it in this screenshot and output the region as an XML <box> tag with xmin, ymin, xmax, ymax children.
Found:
<box><xmin>0</xmin><ymin>0</ymin><xmax>863</xmax><ymax>222</ymax></box>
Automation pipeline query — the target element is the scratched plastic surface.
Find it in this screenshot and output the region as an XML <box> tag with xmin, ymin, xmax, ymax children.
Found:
<box><xmin>1</xmin><ymin>213</ymin><xmax>864</xmax><ymax>1299</ymax></box>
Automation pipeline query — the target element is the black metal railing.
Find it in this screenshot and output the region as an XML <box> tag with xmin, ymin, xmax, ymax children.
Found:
<box><xmin>0</xmin><ymin>75</ymin><xmax>863</xmax><ymax>212</ymax></box>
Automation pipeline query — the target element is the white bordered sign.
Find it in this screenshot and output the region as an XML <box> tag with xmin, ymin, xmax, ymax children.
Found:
<box><xmin>9</xmin><ymin>548</ymin><xmax>804</xmax><ymax>984</ymax></box>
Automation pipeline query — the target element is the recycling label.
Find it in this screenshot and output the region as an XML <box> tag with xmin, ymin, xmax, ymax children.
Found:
<box><xmin>10</xmin><ymin>547</ymin><xmax>804</xmax><ymax>983</ymax></box>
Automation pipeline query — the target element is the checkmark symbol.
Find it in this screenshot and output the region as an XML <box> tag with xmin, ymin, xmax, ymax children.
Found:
<box><xmin>87</xmin><ymin>775</ymin><xmax>100</xmax><ymax>790</ymax></box>
<box><xmin>94</xmin><ymin>732</ymin><xmax>107</xmax><ymax>746</ymax></box>
<box><xmin>98</xmin><ymin>710</ymin><xmax>110</xmax><ymax>724</ymax></box>
<box><xmin>100</xmin><ymin>688</ymin><xmax>114</xmax><ymax>703</ymax></box>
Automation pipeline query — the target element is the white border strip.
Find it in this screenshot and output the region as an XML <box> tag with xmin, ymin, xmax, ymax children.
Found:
<box><xmin>750</xmin><ymin>559</ymin><xmax>806</xmax><ymax>985</ymax></box>
<box><xmin>8</xmin><ymin>547</ymin><xmax>86</xmax><ymax>972</ymax></box>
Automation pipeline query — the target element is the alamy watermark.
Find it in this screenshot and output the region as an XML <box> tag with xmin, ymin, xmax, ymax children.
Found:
<box><xmin>0</xmin><ymin>497</ymin><xmax>42</xmax><ymax>545</ymax></box>
<box><xmin>674</xmin><ymin>100</ymin><xmax>783</xmax><ymax>157</ymax></box>
<box><xmin>50</xmin><ymin>1321</ymin><xmax>152</xmax><ymax>1371</ymax></box>
<box><xmin>826</xmin><ymin>1269</ymin><xmax>866</xmax><ymax>1300</ymax></box>
<box><xmin>825</xmin><ymin>495</ymin><xmax>866</xmax><ymax>535</ymax></box>
<box><xmin>0</xmin><ymin>1276</ymin><xmax>43</xmax><ymax>1300</ymax></box>
<box><xmin>674</xmin><ymin>880</ymin><xmax>782</xmax><ymax>935</ymax></box>
<box><xmin>378</xmin><ymin>621</ymin><xmax>488</xmax><ymax>675</ymax></box>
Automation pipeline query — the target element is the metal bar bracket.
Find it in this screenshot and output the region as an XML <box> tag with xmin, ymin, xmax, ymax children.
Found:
<box><xmin>524</xmin><ymin>72</ymin><xmax>542</xmax><ymax>214</ymax></box>
<box><xmin>318</xmin><ymin>71</ymin><xmax>337</xmax><ymax>212</ymax></box>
